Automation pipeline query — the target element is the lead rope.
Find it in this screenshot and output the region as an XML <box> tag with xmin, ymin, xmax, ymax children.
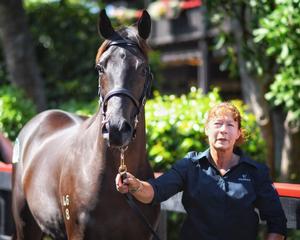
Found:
<box><xmin>118</xmin><ymin>147</ymin><xmax>161</xmax><ymax>240</ymax></box>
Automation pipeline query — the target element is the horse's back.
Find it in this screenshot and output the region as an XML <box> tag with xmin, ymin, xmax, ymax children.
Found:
<box><xmin>18</xmin><ymin>109</ymin><xmax>81</xmax><ymax>150</ymax></box>
<box><xmin>13</xmin><ymin>109</ymin><xmax>89</xmax><ymax>174</ymax></box>
<box><xmin>20</xmin><ymin>109</ymin><xmax>84</xmax><ymax>139</ymax></box>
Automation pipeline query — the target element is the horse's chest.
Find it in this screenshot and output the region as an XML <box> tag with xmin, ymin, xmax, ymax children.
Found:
<box><xmin>62</xmin><ymin>191</ymin><xmax>149</xmax><ymax>238</ymax></box>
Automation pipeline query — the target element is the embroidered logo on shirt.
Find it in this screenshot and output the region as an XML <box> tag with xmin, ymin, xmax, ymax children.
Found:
<box><xmin>238</xmin><ymin>174</ymin><xmax>251</xmax><ymax>182</ymax></box>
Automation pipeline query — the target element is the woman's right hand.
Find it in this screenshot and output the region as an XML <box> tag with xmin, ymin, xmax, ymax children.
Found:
<box><xmin>115</xmin><ymin>172</ymin><xmax>154</xmax><ymax>204</ymax></box>
<box><xmin>115</xmin><ymin>172</ymin><xmax>142</xmax><ymax>194</ymax></box>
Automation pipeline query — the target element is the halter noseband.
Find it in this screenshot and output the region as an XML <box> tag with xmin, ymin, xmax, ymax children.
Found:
<box><xmin>97</xmin><ymin>38</ymin><xmax>153</xmax><ymax>138</ymax></box>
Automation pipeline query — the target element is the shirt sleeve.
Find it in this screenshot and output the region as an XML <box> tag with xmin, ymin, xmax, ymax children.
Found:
<box><xmin>148</xmin><ymin>155</ymin><xmax>191</xmax><ymax>204</ymax></box>
<box><xmin>254</xmin><ymin>165</ymin><xmax>287</xmax><ymax>236</ymax></box>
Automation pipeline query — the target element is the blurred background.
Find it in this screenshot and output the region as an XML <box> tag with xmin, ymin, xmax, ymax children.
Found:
<box><xmin>0</xmin><ymin>0</ymin><xmax>299</xmax><ymax>239</ymax></box>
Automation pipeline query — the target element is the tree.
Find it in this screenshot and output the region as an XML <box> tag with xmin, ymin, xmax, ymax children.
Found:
<box><xmin>0</xmin><ymin>0</ymin><xmax>46</xmax><ymax>111</ymax></box>
<box><xmin>254</xmin><ymin>1</ymin><xmax>300</xmax><ymax>181</ymax></box>
<box><xmin>204</xmin><ymin>0</ymin><xmax>300</xmax><ymax>181</ymax></box>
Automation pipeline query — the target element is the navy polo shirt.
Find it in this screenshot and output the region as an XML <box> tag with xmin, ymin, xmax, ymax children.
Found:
<box><xmin>148</xmin><ymin>149</ymin><xmax>287</xmax><ymax>240</ymax></box>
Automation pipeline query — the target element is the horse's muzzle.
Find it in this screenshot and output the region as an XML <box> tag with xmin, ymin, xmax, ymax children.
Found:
<box><xmin>101</xmin><ymin>119</ymin><xmax>133</xmax><ymax>147</ymax></box>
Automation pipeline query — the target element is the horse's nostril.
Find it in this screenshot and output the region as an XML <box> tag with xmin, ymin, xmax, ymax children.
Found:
<box><xmin>120</xmin><ymin>121</ymin><xmax>132</xmax><ymax>134</ymax></box>
<box><xmin>102</xmin><ymin>119</ymin><xmax>133</xmax><ymax>147</ymax></box>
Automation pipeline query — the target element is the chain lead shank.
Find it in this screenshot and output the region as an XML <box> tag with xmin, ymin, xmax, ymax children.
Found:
<box><xmin>118</xmin><ymin>146</ymin><xmax>128</xmax><ymax>174</ymax></box>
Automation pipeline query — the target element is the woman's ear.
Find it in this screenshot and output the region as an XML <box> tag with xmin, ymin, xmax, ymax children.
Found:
<box><xmin>204</xmin><ymin>125</ymin><xmax>209</xmax><ymax>136</ymax></box>
<box><xmin>235</xmin><ymin>129</ymin><xmax>241</xmax><ymax>142</ymax></box>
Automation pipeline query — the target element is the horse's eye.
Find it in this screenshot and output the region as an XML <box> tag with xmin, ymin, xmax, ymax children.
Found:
<box><xmin>96</xmin><ymin>64</ymin><xmax>104</xmax><ymax>74</ymax></box>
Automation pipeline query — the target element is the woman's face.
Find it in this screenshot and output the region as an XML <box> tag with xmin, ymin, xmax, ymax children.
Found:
<box><xmin>205</xmin><ymin>113</ymin><xmax>241</xmax><ymax>152</ymax></box>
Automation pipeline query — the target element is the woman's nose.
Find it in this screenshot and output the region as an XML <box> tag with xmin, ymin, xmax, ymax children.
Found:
<box><xmin>220</xmin><ymin>124</ymin><xmax>227</xmax><ymax>132</ymax></box>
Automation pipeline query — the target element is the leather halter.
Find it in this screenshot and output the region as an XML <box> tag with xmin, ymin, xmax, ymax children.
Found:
<box><xmin>97</xmin><ymin>39</ymin><xmax>153</xmax><ymax>127</ymax></box>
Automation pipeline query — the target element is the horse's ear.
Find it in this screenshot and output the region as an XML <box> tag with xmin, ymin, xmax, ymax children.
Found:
<box><xmin>137</xmin><ymin>10</ymin><xmax>151</xmax><ymax>40</ymax></box>
<box><xmin>98</xmin><ymin>9</ymin><xmax>115</xmax><ymax>39</ymax></box>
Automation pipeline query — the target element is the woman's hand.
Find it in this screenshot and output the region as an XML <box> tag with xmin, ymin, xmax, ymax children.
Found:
<box><xmin>115</xmin><ymin>172</ymin><xmax>142</xmax><ymax>194</ymax></box>
<box><xmin>115</xmin><ymin>172</ymin><xmax>155</xmax><ymax>204</ymax></box>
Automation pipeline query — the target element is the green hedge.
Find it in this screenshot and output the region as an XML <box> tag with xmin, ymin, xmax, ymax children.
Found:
<box><xmin>0</xmin><ymin>85</ymin><xmax>36</xmax><ymax>140</ymax></box>
<box><xmin>0</xmin><ymin>86</ymin><xmax>266</xmax><ymax>168</ymax></box>
<box><xmin>145</xmin><ymin>87</ymin><xmax>266</xmax><ymax>171</ymax></box>
<box><xmin>61</xmin><ymin>88</ymin><xmax>266</xmax><ymax>171</ymax></box>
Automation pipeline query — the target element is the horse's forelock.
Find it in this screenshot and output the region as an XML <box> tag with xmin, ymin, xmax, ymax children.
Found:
<box><xmin>122</xmin><ymin>26</ymin><xmax>150</xmax><ymax>56</ymax></box>
<box><xmin>95</xmin><ymin>27</ymin><xmax>150</xmax><ymax>64</ymax></box>
<box><xmin>95</xmin><ymin>40</ymin><xmax>110</xmax><ymax>64</ymax></box>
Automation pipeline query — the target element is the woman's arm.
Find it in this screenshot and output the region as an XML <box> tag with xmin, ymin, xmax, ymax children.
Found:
<box><xmin>266</xmin><ymin>233</ymin><xmax>285</xmax><ymax>240</ymax></box>
<box><xmin>115</xmin><ymin>155</ymin><xmax>191</xmax><ymax>204</ymax></box>
<box><xmin>254</xmin><ymin>165</ymin><xmax>287</xmax><ymax>238</ymax></box>
<box><xmin>115</xmin><ymin>172</ymin><xmax>154</xmax><ymax>204</ymax></box>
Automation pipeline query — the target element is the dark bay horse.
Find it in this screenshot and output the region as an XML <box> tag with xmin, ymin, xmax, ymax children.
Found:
<box><xmin>12</xmin><ymin>9</ymin><xmax>160</xmax><ymax>240</ymax></box>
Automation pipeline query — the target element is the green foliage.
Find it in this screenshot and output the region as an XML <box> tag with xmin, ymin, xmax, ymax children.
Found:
<box><xmin>254</xmin><ymin>0</ymin><xmax>300</xmax><ymax>122</ymax></box>
<box><xmin>26</xmin><ymin>1</ymin><xmax>100</xmax><ymax>106</ymax></box>
<box><xmin>206</xmin><ymin>0</ymin><xmax>300</xmax><ymax>125</ymax></box>
<box><xmin>0</xmin><ymin>85</ymin><xmax>36</xmax><ymax>140</ymax></box>
<box><xmin>265</xmin><ymin>69</ymin><xmax>300</xmax><ymax>122</ymax></box>
<box><xmin>145</xmin><ymin>87</ymin><xmax>266</xmax><ymax>171</ymax></box>
<box><xmin>206</xmin><ymin>0</ymin><xmax>299</xmax><ymax>117</ymax></box>
<box><xmin>60</xmin><ymin>88</ymin><xmax>266</xmax><ymax>172</ymax></box>
<box><xmin>20</xmin><ymin>1</ymin><xmax>161</xmax><ymax>108</ymax></box>
<box><xmin>60</xmin><ymin>98</ymin><xmax>98</xmax><ymax>116</ymax></box>
<box><xmin>148</xmin><ymin>50</ymin><xmax>164</xmax><ymax>93</ymax></box>
<box><xmin>206</xmin><ymin>0</ymin><xmax>273</xmax><ymax>78</ymax></box>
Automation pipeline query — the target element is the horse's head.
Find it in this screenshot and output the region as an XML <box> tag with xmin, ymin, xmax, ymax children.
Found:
<box><xmin>96</xmin><ymin>9</ymin><xmax>152</xmax><ymax>148</ymax></box>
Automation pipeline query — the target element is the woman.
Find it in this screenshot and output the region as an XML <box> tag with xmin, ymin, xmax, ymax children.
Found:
<box><xmin>116</xmin><ymin>102</ymin><xmax>287</xmax><ymax>240</ymax></box>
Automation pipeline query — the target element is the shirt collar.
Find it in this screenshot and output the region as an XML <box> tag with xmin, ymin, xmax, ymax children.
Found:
<box><xmin>190</xmin><ymin>148</ymin><xmax>210</xmax><ymax>162</ymax></box>
<box><xmin>234</xmin><ymin>147</ymin><xmax>259</xmax><ymax>168</ymax></box>
<box><xmin>191</xmin><ymin>147</ymin><xmax>258</xmax><ymax>169</ymax></box>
